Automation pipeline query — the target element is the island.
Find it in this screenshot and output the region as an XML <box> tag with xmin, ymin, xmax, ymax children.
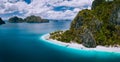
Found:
<box><xmin>8</xmin><ymin>16</ymin><xmax>24</xmax><ymax>23</ymax></box>
<box><xmin>42</xmin><ymin>0</ymin><xmax>120</xmax><ymax>52</ymax></box>
<box><xmin>8</xmin><ymin>15</ymin><xmax>49</xmax><ymax>23</ymax></box>
<box><xmin>0</xmin><ymin>17</ymin><xmax>5</xmax><ymax>25</ymax></box>
<box><xmin>24</xmin><ymin>15</ymin><xmax>49</xmax><ymax>23</ymax></box>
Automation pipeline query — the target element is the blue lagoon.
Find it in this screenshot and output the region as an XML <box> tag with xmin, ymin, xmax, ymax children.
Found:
<box><xmin>0</xmin><ymin>21</ymin><xmax>120</xmax><ymax>62</ymax></box>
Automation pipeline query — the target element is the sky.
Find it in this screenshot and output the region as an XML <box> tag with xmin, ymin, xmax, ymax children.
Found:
<box><xmin>0</xmin><ymin>0</ymin><xmax>94</xmax><ymax>20</ymax></box>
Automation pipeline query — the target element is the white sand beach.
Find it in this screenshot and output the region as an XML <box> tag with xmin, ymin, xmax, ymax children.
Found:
<box><xmin>41</xmin><ymin>34</ymin><xmax>120</xmax><ymax>53</ymax></box>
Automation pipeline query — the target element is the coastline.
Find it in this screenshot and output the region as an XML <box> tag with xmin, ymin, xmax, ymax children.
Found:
<box><xmin>41</xmin><ymin>34</ymin><xmax>120</xmax><ymax>53</ymax></box>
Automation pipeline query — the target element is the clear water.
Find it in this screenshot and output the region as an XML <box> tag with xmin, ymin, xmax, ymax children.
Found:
<box><xmin>0</xmin><ymin>21</ymin><xmax>120</xmax><ymax>62</ymax></box>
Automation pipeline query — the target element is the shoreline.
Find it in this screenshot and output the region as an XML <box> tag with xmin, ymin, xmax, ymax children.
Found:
<box><xmin>41</xmin><ymin>34</ymin><xmax>120</xmax><ymax>53</ymax></box>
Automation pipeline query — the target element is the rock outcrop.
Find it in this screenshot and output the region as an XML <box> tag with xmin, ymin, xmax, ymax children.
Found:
<box><xmin>0</xmin><ymin>17</ymin><xmax>5</xmax><ymax>25</ymax></box>
<box><xmin>81</xmin><ymin>29</ymin><xmax>96</xmax><ymax>48</ymax></box>
<box><xmin>110</xmin><ymin>5</ymin><xmax>120</xmax><ymax>25</ymax></box>
<box><xmin>92</xmin><ymin>0</ymin><xmax>105</xmax><ymax>10</ymax></box>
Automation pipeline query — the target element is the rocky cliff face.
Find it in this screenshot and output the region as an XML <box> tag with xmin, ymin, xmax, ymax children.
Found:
<box><xmin>110</xmin><ymin>5</ymin><xmax>120</xmax><ymax>25</ymax></box>
<box><xmin>70</xmin><ymin>9</ymin><xmax>103</xmax><ymax>48</ymax></box>
<box><xmin>50</xmin><ymin>0</ymin><xmax>120</xmax><ymax>48</ymax></box>
<box><xmin>92</xmin><ymin>0</ymin><xmax>120</xmax><ymax>25</ymax></box>
<box><xmin>81</xmin><ymin>29</ymin><xmax>96</xmax><ymax>48</ymax></box>
<box><xmin>0</xmin><ymin>17</ymin><xmax>5</xmax><ymax>25</ymax></box>
<box><xmin>92</xmin><ymin>0</ymin><xmax>105</xmax><ymax>10</ymax></box>
<box><xmin>70</xmin><ymin>0</ymin><xmax>120</xmax><ymax>47</ymax></box>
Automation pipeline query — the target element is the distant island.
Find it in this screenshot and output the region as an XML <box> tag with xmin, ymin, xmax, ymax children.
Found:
<box><xmin>24</xmin><ymin>15</ymin><xmax>49</xmax><ymax>23</ymax></box>
<box><xmin>45</xmin><ymin>0</ymin><xmax>120</xmax><ymax>48</ymax></box>
<box><xmin>8</xmin><ymin>15</ymin><xmax>49</xmax><ymax>23</ymax></box>
<box><xmin>0</xmin><ymin>17</ymin><xmax>5</xmax><ymax>25</ymax></box>
<box><xmin>9</xmin><ymin>16</ymin><xmax>24</xmax><ymax>23</ymax></box>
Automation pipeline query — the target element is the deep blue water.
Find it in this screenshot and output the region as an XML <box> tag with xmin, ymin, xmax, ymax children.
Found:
<box><xmin>0</xmin><ymin>21</ymin><xmax>120</xmax><ymax>62</ymax></box>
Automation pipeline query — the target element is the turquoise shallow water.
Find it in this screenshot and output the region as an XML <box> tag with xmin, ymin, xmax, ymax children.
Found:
<box><xmin>41</xmin><ymin>34</ymin><xmax>120</xmax><ymax>62</ymax></box>
<box><xmin>0</xmin><ymin>20</ymin><xmax>120</xmax><ymax>62</ymax></box>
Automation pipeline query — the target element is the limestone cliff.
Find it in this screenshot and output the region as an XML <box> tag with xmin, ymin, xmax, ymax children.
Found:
<box><xmin>50</xmin><ymin>0</ymin><xmax>120</xmax><ymax>48</ymax></box>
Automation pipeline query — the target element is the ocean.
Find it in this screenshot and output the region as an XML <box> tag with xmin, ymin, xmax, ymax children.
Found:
<box><xmin>0</xmin><ymin>20</ymin><xmax>120</xmax><ymax>62</ymax></box>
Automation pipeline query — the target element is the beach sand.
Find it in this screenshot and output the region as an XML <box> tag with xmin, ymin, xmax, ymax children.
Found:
<box><xmin>41</xmin><ymin>34</ymin><xmax>120</xmax><ymax>53</ymax></box>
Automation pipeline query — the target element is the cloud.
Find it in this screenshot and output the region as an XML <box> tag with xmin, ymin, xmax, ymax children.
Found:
<box><xmin>0</xmin><ymin>0</ymin><xmax>27</xmax><ymax>14</ymax></box>
<box><xmin>0</xmin><ymin>0</ymin><xmax>94</xmax><ymax>20</ymax></box>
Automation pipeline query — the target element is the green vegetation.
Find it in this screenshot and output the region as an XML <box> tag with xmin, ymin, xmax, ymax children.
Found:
<box><xmin>50</xmin><ymin>30</ymin><xmax>77</xmax><ymax>43</ymax></box>
<box><xmin>50</xmin><ymin>0</ymin><xmax>120</xmax><ymax>48</ymax></box>
<box><xmin>8</xmin><ymin>15</ymin><xmax>49</xmax><ymax>23</ymax></box>
<box><xmin>0</xmin><ymin>17</ymin><xmax>5</xmax><ymax>25</ymax></box>
<box><xmin>24</xmin><ymin>15</ymin><xmax>41</xmax><ymax>23</ymax></box>
<box><xmin>24</xmin><ymin>15</ymin><xmax>49</xmax><ymax>23</ymax></box>
<box><xmin>8</xmin><ymin>16</ymin><xmax>24</xmax><ymax>23</ymax></box>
